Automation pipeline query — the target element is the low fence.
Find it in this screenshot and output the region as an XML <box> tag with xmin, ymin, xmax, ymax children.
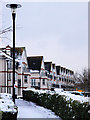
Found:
<box><xmin>23</xmin><ymin>90</ymin><xmax>90</xmax><ymax>120</ymax></box>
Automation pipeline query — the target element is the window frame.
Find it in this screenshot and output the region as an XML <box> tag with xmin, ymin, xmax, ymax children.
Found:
<box><xmin>24</xmin><ymin>75</ymin><xmax>28</xmax><ymax>83</ymax></box>
<box><xmin>42</xmin><ymin>79</ymin><xmax>45</xmax><ymax>85</ymax></box>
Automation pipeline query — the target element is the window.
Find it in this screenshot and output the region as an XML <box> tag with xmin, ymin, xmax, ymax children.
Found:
<box><xmin>8</xmin><ymin>88</ymin><xmax>11</xmax><ymax>94</ymax></box>
<box><xmin>50</xmin><ymin>75</ymin><xmax>52</xmax><ymax>79</ymax></box>
<box><xmin>23</xmin><ymin>65</ymin><xmax>27</xmax><ymax>72</ymax></box>
<box><xmin>15</xmin><ymin>73</ymin><xmax>17</xmax><ymax>80</ymax></box>
<box><xmin>54</xmin><ymin>76</ymin><xmax>56</xmax><ymax>80</ymax></box>
<box><xmin>66</xmin><ymin>69</ymin><xmax>67</xmax><ymax>74</ymax></box>
<box><xmin>24</xmin><ymin>75</ymin><xmax>27</xmax><ymax>83</ymax></box>
<box><xmin>59</xmin><ymin>77</ymin><xmax>61</xmax><ymax>81</ymax></box>
<box><xmin>45</xmin><ymin>72</ymin><xmax>47</xmax><ymax>76</ymax></box>
<box><xmin>47</xmin><ymin>74</ymin><xmax>50</xmax><ymax>78</ymax></box>
<box><xmin>42</xmin><ymin>79</ymin><xmax>45</xmax><ymax>85</ymax></box>
<box><xmin>16</xmin><ymin>62</ymin><xmax>19</xmax><ymax>69</ymax></box>
<box><xmin>18</xmin><ymin>79</ymin><xmax>21</xmax><ymax>87</ymax></box>
<box><xmin>8</xmin><ymin>61</ymin><xmax>11</xmax><ymax>69</ymax></box>
<box><xmin>64</xmin><ymin>68</ymin><xmax>65</xmax><ymax>73</ymax></box>
<box><xmin>32</xmin><ymin>79</ymin><xmax>36</xmax><ymax>86</ymax></box>
<box><xmin>61</xmin><ymin>68</ymin><xmax>62</xmax><ymax>72</ymax></box>
<box><xmin>8</xmin><ymin>73</ymin><xmax>11</xmax><ymax>80</ymax></box>
<box><xmin>41</xmin><ymin>71</ymin><xmax>45</xmax><ymax>76</ymax></box>
<box><xmin>34</xmin><ymin>79</ymin><xmax>36</xmax><ymax>85</ymax></box>
<box><xmin>31</xmin><ymin>79</ymin><xmax>33</xmax><ymax>86</ymax></box>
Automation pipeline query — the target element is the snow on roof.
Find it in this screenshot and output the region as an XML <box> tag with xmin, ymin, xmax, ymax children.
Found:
<box><xmin>0</xmin><ymin>50</ymin><xmax>12</xmax><ymax>60</ymax></box>
<box><xmin>30</xmin><ymin>70</ymin><xmax>39</xmax><ymax>73</ymax></box>
<box><xmin>0</xmin><ymin>50</ymin><xmax>19</xmax><ymax>62</ymax></box>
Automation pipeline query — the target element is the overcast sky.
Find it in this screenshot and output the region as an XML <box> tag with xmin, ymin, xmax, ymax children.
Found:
<box><xmin>1</xmin><ymin>1</ymin><xmax>88</xmax><ymax>73</ymax></box>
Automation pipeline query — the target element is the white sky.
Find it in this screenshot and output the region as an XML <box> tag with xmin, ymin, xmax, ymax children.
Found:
<box><xmin>1</xmin><ymin>1</ymin><xmax>88</xmax><ymax>73</ymax></box>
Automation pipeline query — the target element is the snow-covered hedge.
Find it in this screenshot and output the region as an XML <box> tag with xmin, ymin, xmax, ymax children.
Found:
<box><xmin>0</xmin><ymin>93</ymin><xmax>18</xmax><ymax>120</ymax></box>
<box><xmin>24</xmin><ymin>88</ymin><xmax>89</xmax><ymax>103</ymax></box>
<box><xmin>23</xmin><ymin>90</ymin><xmax>90</xmax><ymax>120</ymax></box>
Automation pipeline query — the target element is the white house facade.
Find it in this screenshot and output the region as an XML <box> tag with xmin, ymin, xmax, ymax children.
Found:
<box><xmin>0</xmin><ymin>45</ymin><xmax>75</xmax><ymax>97</ymax></box>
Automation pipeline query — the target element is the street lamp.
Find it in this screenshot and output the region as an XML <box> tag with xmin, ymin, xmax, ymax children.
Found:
<box><xmin>6</xmin><ymin>4</ymin><xmax>21</xmax><ymax>103</ymax></box>
<box><xmin>6</xmin><ymin>58</ymin><xmax>9</xmax><ymax>93</ymax></box>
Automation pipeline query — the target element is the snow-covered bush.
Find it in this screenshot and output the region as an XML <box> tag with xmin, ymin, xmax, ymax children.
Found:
<box><xmin>0</xmin><ymin>93</ymin><xmax>18</xmax><ymax>120</ymax></box>
<box><xmin>23</xmin><ymin>90</ymin><xmax>90</xmax><ymax>120</ymax></box>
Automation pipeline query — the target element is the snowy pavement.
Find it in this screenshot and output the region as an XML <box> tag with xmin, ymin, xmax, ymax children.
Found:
<box><xmin>15</xmin><ymin>99</ymin><xmax>61</xmax><ymax>119</ymax></box>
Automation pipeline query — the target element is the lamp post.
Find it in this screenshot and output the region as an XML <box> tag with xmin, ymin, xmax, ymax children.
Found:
<box><xmin>6</xmin><ymin>59</ymin><xmax>9</xmax><ymax>93</ymax></box>
<box><xmin>6</xmin><ymin>4</ymin><xmax>21</xmax><ymax>103</ymax></box>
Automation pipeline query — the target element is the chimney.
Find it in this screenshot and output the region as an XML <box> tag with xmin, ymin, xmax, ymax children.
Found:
<box><xmin>6</xmin><ymin>45</ymin><xmax>11</xmax><ymax>56</ymax></box>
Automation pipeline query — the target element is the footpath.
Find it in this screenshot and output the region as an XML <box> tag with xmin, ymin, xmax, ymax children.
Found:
<box><xmin>15</xmin><ymin>99</ymin><xmax>61</xmax><ymax>119</ymax></box>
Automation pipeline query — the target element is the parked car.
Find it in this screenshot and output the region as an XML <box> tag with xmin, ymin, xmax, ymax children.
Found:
<box><xmin>70</xmin><ymin>91</ymin><xmax>83</xmax><ymax>96</ymax></box>
<box><xmin>81</xmin><ymin>92</ymin><xmax>90</xmax><ymax>97</ymax></box>
<box><xmin>49</xmin><ymin>91</ymin><xmax>56</xmax><ymax>95</ymax></box>
<box><xmin>54</xmin><ymin>88</ymin><xmax>64</xmax><ymax>94</ymax></box>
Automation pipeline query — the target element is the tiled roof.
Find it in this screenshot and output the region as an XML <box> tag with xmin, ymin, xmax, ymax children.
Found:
<box><xmin>11</xmin><ymin>47</ymin><xmax>25</xmax><ymax>56</ymax></box>
<box><xmin>27</xmin><ymin>56</ymin><xmax>43</xmax><ymax>72</ymax></box>
<box><xmin>52</xmin><ymin>64</ymin><xmax>55</xmax><ymax>69</ymax></box>
<box><xmin>44</xmin><ymin>62</ymin><xmax>52</xmax><ymax>73</ymax></box>
<box><xmin>56</xmin><ymin>66</ymin><xmax>60</xmax><ymax>75</ymax></box>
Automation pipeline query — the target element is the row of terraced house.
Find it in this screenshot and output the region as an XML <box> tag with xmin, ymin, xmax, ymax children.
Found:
<box><xmin>0</xmin><ymin>45</ymin><xmax>75</xmax><ymax>97</ymax></box>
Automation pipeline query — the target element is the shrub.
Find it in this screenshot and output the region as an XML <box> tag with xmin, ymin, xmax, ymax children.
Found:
<box><xmin>0</xmin><ymin>112</ymin><xmax>17</xmax><ymax>120</ymax></box>
<box><xmin>23</xmin><ymin>90</ymin><xmax>90</xmax><ymax>120</ymax></box>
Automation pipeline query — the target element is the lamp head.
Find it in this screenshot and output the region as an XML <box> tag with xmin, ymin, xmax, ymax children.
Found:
<box><xmin>6</xmin><ymin>4</ymin><xmax>21</xmax><ymax>13</ymax></box>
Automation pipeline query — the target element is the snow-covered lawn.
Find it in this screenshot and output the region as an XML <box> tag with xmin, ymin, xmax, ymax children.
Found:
<box><xmin>15</xmin><ymin>99</ymin><xmax>61</xmax><ymax>119</ymax></box>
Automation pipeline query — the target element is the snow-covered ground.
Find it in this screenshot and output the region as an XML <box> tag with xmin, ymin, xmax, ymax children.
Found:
<box><xmin>0</xmin><ymin>93</ymin><xmax>17</xmax><ymax>113</ymax></box>
<box><xmin>15</xmin><ymin>99</ymin><xmax>61</xmax><ymax>119</ymax></box>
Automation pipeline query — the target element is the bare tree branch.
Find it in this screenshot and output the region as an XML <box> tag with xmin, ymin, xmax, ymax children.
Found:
<box><xmin>0</xmin><ymin>26</ymin><xmax>12</xmax><ymax>35</ymax></box>
<box><xmin>74</xmin><ymin>68</ymin><xmax>90</xmax><ymax>92</ymax></box>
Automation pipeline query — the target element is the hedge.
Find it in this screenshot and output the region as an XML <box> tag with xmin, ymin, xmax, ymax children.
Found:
<box><xmin>0</xmin><ymin>111</ymin><xmax>2</xmax><ymax>120</ymax></box>
<box><xmin>23</xmin><ymin>90</ymin><xmax>90</xmax><ymax>120</ymax></box>
<box><xmin>1</xmin><ymin>112</ymin><xmax>17</xmax><ymax>120</ymax></box>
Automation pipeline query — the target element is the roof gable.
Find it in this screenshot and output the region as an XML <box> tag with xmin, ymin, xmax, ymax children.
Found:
<box><xmin>11</xmin><ymin>47</ymin><xmax>25</xmax><ymax>57</ymax></box>
<box><xmin>56</xmin><ymin>66</ymin><xmax>60</xmax><ymax>75</ymax></box>
<box><xmin>44</xmin><ymin>62</ymin><xmax>52</xmax><ymax>73</ymax></box>
<box><xmin>0</xmin><ymin>46</ymin><xmax>25</xmax><ymax>56</ymax></box>
<box><xmin>27</xmin><ymin>56</ymin><xmax>43</xmax><ymax>71</ymax></box>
